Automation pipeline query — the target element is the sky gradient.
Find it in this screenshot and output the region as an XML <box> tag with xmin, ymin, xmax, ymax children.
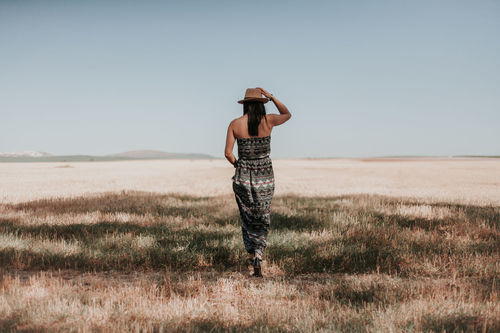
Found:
<box><xmin>1</xmin><ymin>0</ymin><xmax>499</xmax><ymax>158</ymax></box>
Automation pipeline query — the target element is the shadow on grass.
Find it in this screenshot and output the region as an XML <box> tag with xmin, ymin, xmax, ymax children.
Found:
<box><xmin>416</xmin><ymin>313</ymin><xmax>498</xmax><ymax>333</ymax></box>
<box><xmin>0</xmin><ymin>216</ymin><xmax>496</xmax><ymax>276</ymax></box>
<box><xmin>319</xmin><ymin>279</ymin><xmax>390</xmax><ymax>306</ymax></box>
<box><xmin>0</xmin><ymin>192</ymin><xmax>498</xmax><ymax>276</ymax></box>
<box><xmin>0</xmin><ymin>315</ymin><xmax>20</xmax><ymax>332</ymax></box>
<box><xmin>0</xmin><ymin>219</ymin><xmax>244</xmax><ymax>272</ymax></box>
<box><xmin>268</xmin><ymin>226</ymin><xmax>403</xmax><ymax>275</ymax></box>
<box><xmin>0</xmin><ymin>214</ymin><xmax>403</xmax><ymax>274</ymax></box>
<box><xmin>4</xmin><ymin>191</ymin><xmax>218</xmax><ymax>218</ymax></box>
<box><xmin>271</xmin><ymin>212</ymin><xmax>326</xmax><ymax>231</ymax></box>
<box><xmin>376</xmin><ymin>214</ymin><xmax>446</xmax><ymax>231</ymax></box>
<box><xmin>374</xmin><ymin>211</ymin><xmax>499</xmax><ymax>236</ymax></box>
<box><xmin>0</xmin><ymin>315</ymin><xmax>343</xmax><ymax>333</ymax></box>
<box><xmin>424</xmin><ymin>203</ymin><xmax>500</xmax><ymax>229</ymax></box>
<box><xmin>0</xmin><ymin>219</ymin><xmax>168</xmax><ymax>240</ymax></box>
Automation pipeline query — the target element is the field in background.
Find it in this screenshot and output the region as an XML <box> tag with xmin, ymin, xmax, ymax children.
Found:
<box><xmin>1</xmin><ymin>158</ymin><xmax>500</xmax><ymax>205</ymax></box>
<box><xmin>0</xmin><ymin>159</ymin><xmax>499</xmax><ymax>331</ymax></box>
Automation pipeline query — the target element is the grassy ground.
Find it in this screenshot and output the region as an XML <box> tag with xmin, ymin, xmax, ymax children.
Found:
<box><xmin>0</xmin><ymin>191</ymin><xmax>498</xmax><ymax>331</ymax></box>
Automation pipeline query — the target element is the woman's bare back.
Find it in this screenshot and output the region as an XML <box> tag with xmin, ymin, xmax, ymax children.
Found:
<box><xmin>232</xmin><ymin>114</ymin><xmax>273</xmax><ymax>139</ymax></box>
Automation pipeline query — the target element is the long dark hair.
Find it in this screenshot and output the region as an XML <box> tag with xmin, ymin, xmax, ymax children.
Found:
<box><xmin>243</xmin><ymin>101</ymin><xmax>267</xmax><ymax>136</ymax></box>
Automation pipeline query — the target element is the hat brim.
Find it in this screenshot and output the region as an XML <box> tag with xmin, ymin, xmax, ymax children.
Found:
<box><xmin>237</xmin><ymin>97</ymin><xmax>269</xmax><ymax>104</ymax></box>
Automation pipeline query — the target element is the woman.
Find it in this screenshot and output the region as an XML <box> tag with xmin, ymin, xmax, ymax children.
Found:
<box><xmin>224</xmin><ymin>87</ymin><xmax>292</xmax><ymax>277</ymax></box>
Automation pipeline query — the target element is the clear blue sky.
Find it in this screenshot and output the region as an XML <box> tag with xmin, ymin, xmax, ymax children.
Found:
<box><xmin>1</xmin><ymin>0</ymin><xmax>499</xmax><ymax>158</ymax></box>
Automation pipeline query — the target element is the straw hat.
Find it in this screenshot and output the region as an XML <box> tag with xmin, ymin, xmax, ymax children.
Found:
<box><xmin>237</xmin><ymin>88</ymin><xmax>270</xmax><ymax>104</ymax></box>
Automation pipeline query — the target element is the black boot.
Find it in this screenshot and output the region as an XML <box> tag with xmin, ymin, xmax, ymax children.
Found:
<box><xmin>252</xmin><ymin>257</ymin><xmax>263</xmax><ymax>277</ymax></box>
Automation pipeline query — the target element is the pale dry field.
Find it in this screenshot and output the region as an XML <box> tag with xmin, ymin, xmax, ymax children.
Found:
<box><xmin>0</xmin><ymin>158</ymin><xmax>499</xmax><ymax>332</ymax></box>
<box><xmin>1</xmin><ymin>158</ymin><xmax>500</xmax><ymax>205</ymax></box>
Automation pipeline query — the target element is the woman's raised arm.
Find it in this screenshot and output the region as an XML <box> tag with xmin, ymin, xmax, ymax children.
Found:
<box><xmin>256</xmin><ymin>87</ymin><xmax>291</xmax><ymax>126</ymax></box>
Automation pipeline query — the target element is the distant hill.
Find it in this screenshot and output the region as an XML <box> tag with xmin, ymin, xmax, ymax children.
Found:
<box><xmin>0</xmin><ymin>151</ymin><xmax>52</xmax><ymax>158</ymax></box>
<box><xmin>0</xmin><ymin>150</ymin><xmax>216</xmax><ymax>162</ymax></box>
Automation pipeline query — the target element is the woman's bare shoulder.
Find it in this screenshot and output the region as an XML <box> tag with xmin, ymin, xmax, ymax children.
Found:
<box><xmin>230</xmin><ymin>116</ymin><xmax>247</xmax><ymax>126</ymax></box>
<box><xmin>228</xmin><ymin>116</ymin><xmax>240</xmax><ymax>125</ymax></box>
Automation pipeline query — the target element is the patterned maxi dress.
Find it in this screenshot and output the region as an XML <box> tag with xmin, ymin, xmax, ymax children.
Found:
<box><xmin>232</xmin><ymin>135</ymin><xmax>275</xmax><ymax>259</ymax></box>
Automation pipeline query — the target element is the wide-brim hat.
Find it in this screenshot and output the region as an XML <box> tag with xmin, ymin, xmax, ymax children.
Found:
<box><xmin>237</xmin><ymin>88</ymin><xmax>270</xmax><ymax>104</ymax></box>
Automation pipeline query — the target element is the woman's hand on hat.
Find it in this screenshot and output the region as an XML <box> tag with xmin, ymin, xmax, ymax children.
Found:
<box><xmin>256</xmin><ymin>87</ymin><xmax>272</xmax><ymax>99</ymax></box>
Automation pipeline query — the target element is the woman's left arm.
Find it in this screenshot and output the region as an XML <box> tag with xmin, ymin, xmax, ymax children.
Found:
<box><xmin>224</xmin><ymin>121</ymin><xmax>237</xmax><ymax>166</ymax></box>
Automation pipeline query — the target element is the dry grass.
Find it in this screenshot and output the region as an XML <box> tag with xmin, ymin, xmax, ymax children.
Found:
<box><xmin>0</xmin><ymin>190</ymin><xmax>498</xmax><ymax>332</ymax></box>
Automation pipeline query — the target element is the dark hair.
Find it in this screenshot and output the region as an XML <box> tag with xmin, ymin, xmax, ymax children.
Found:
<box><xmin>243</xmin><ymin>101</ymin><xmax>267</xmax><ymax>136</ymax></box>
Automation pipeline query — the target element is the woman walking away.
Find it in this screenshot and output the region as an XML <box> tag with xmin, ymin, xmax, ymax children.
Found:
<box><xmin>224</xmin><ymin>87</ymin><xmax>292</xmax><ymax>277</ymax></box>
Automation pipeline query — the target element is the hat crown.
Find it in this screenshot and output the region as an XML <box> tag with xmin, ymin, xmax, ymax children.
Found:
<box><xmin>237</xmin><ymin>88</ymin><xmax>269</xmax><ymax>104</ymax></box>
<box><xmin>243</xmin><ymin>88</ymin><xmax>262</xmax><ymax>99</ymax></box>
